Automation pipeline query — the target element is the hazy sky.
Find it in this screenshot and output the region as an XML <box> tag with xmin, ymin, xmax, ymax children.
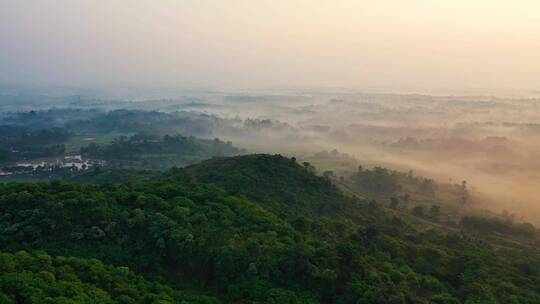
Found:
<box><xmin>1</xmin><ymin>0</ymin><xmax>539</xmax><ymax>90</ymax></box>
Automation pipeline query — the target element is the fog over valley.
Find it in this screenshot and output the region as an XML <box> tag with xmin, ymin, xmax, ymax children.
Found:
<box><xmin>2</xmin><ymin>88</ymin><xmax>540</xmax><ymax>223</ymax></box>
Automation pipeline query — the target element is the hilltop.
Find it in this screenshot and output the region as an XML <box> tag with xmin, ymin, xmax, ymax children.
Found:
<box><xmin>185</xmin><ymin>154</ymin><xmax>353</xmax><ymax>217</ymax></box>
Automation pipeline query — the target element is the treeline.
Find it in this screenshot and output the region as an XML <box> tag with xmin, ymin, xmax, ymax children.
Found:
<box><xmin>80</xmin><ymin>134</ymin><xmax>245</xmax><ymax>170</ymax></box>
<box><xmin>1</xmin><ymin>109</ymin><xmax>226</xmax><ymax>143</ymax></box>
<box><xmin>0</xmin><ymin>126</ymin><xmax>68</xmax><ymax>164</ymax></box>
<box><xmin>349</xmin><ymin>166</ymin><xmax>402</xmax><ymax>195</ymax></box>
<box><xmin>460</xmin><ymin>216</ymin><xmax>538</xmax><ymax>238</ymax></box>
<box><xmin>66</xmin><ymin>110</ymin><xmax>222</xmax><ymax>137</ymax></box>
<box><xmin>348</xmin><ymin>166</ymin><xmax>437</xmax><ymax>197</ymax></box>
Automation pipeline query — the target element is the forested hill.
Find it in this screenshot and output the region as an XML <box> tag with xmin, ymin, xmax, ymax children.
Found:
<box><xmin>185</xmin><ymin>154</ymin><xmax>354</xmax><ymax>217</ymax></box>
<box><xmin>0</xmin><ymin>154</ymin><xmax>539</xmax><ymax>303</ymax></box>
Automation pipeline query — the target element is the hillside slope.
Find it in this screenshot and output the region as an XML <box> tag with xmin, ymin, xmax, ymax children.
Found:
<box><xmin>0</xmin><ymin>154</ymin><xmax>539</xmax><ymax>303</ymax></box>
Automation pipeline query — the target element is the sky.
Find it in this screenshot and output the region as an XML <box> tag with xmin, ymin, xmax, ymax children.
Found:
<box><xmin>1</xmin><ymin>0</ymin><xmax>539</xmax><ymax>90</ymax></box>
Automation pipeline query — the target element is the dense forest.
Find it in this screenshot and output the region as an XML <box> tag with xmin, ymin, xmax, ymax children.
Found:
<box><xmin>1</xmin><ymin>154</ymin><xmax>539</xmax><ymax>303</ymax></box>
<box><xmin>0</xmin><ymin>126</ymin><xmax>69</xmax><ymax>164</ymax></box>
<box><xmin>0</xmin><ymin>109</ymin><xmax>224</xmax><ymax>136</ymax></box>
<box><xmin>0</xmin><ymin>110</ymin><xmax>246</xmax><ymax>179</ymax></box>
<box><xmin>80</xmin><ymin>134</ymin><xmax>245</xmax><ymax>170</ymax></box>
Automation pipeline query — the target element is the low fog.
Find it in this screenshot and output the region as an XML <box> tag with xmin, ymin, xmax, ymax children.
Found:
<box><xmin>2</xmin><ymin>1</ymin><xmax>540</xmax><ymax>221</ymax></box>
<box><xmin>203</xmin><ymin>90</ymin><xmax>540</xmax><ymax>224</ymax></box>
<box><xmin>3</xmin><ymin>87</ymin><xmax>540</xmax><ymax>223</ymax></box>
<box><xmin>190</xmin><ymin>90</ymin><xmax>540</xmax><ymax>224</ymax></box>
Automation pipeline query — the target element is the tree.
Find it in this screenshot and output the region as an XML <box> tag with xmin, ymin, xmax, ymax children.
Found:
<box><xmin>401</xmin><ymin>193</ymin><xmax>410</xmax><ymax>205</ymax></box>
<box><xmin>429</xmin><ymin>205</ymin><xmax>441</xmax><ymax>222</ymax></box>
<box><xmin>322</xmin><ymin>170</ymin><xmax>334</xmax><ymax>180</ymax></box>
<box><xmin>302</xmin><ymin>162</ymin><xmax>316</xmax><ymax>174</ymax></box>
<box><xmin>419</xmin><ymin>178</ymin><xmax>435</xmax><ymax>196</ymax></box>
<box><xmin>412</xmin><ymin>206</ymin><xmax>425</xmax><ymax>217</ymax></box>
<box><xmin>389</xmin><ymin>197</ymin><xmax>400</xmax><ymax>209</ymax></box>
<box><xmin>460</xmin><ymin>180</ymin><xmax>469</xmax><ymax>205</ymax></box>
